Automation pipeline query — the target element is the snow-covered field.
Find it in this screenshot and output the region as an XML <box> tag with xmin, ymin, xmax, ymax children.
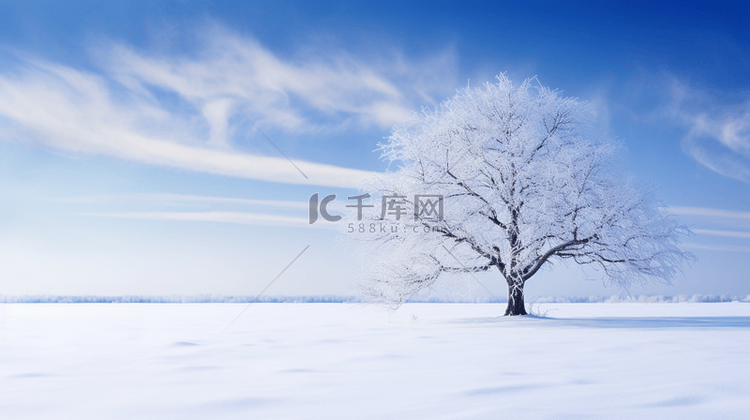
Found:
<box><xmin>1</xmin><ymin>303</ymin><xmax>748</xmax><ymax>419</ymax></box>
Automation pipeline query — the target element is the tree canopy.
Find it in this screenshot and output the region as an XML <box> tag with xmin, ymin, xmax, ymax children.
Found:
<box><xmin>347</xmin><ymin>74</ymin><xmax>693</xmax><ymax>315</ymax></box>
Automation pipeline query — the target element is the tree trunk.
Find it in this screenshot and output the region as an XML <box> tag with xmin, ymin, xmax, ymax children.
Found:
<box><xmin>504</xmin><ymin>281</ymin><xmax>527</xmax><ymax>316</ymax></box>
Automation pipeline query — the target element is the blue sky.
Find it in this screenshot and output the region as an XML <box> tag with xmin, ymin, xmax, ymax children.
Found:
<box><xmin>1</xmin><ymin>1</ymin><xmax>749</xmax><ymax>298</ymax></box>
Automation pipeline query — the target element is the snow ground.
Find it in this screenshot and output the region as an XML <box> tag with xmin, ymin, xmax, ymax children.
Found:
<box><xmin>0</xmin><ymin>303</ymin><xmax>748</xmax><ymax>419</ymax></box>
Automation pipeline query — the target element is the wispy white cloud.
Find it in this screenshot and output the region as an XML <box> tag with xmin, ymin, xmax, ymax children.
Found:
<box><xmin>682</xmin><ymin>242</ymin><xmax>750</xmax><ymax>253</ymax></box>
<box><xmin>100</xmin><ymin>28</ymin><xmax>420</xmax><ymax>132</ymax></box>
<box><xmin>56</xmin><ymin>193</ymin><xmax>308</xmax><ymax>208</ymax></box>
<box><xmin>683</xmin><ymin>110</ymin><xmax>750</xmax><ymax>183</ymax></box>
<box><xmin>692</xmin><ymin>229</ymin><xmax>750</xmax><ymax>239</ymax></box>
<box><xmin>653</xmin><ymin>75</ymin><xmax>750</xmax><ymax>183</ymax></box>
<box><xmin>66</xmin><ymin>194</ymin><xmax>326</xmax><ymax>228</ymax></box>
<box><xmin>81</xmin><ymin>211</ymin><xmax>328</xmax><ymax>228</ymax></box>
<box><xmin>0</xmin><ymin>57</ymin><xmax>372</xmax><ymax>187</ymax></box>
<box><xmin>668</xmin><ymin>206</ymin><xmax>750</xmax><ymax>220</ymax></box>
<box><xmin>0</xmin><ymin>24</ymin><xmax>458</xmax><ymax>188</ymax></box>
<box><xmin>668</xmin><ymin>205</ymin><xmax>750</xmax><ymax>236</ymax></box>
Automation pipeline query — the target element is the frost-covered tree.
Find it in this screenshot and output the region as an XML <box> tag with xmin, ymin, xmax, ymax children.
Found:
<box><xmin>348</xmin><ymin>74</ymin><xmax>693</xmax><ymax>315</ymax></box>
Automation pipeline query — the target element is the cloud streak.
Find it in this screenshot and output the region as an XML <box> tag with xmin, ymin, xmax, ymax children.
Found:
<box><xmin>55</xmin><ymin>193</ymin><xmax>309</xmax><ymax>208</ymax></box>
<box><xmin>683</xmin><ymin>109</ymin><xmax>750</xmax><ymax>183</ymax></box>
<box><xmin>682</xmin><ymin>243</ymin><xmax>750</xmax><ymax>253</ymax></box>
<box><xmin>668</xmin><ymin>206</ymin><xmax>750</xmax><ymax>220</ymax></box>
<box><xmin>692</xmin><ymin>229</ymin><xmax>750</xmax><ymax>239</ymax></box>
<box><xmin>655</xmin><ymin>76</ymin><xmax>750</xmax><ymax>184</ymax></box>
<box><xmin>0</xmin><ymin>25</ymin><xmax>458</xmax><ymax>188</ymax></box>
<box><xmin>81</xmin><ymin>211</ymin><xmax>326</xmax><ymax>228</ymax></box>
